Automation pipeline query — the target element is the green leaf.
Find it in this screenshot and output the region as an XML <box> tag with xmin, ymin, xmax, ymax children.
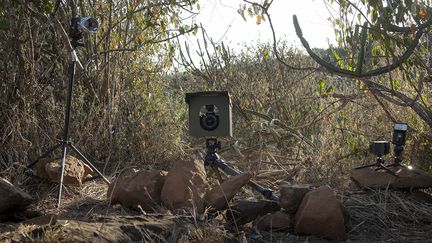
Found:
<box><xmin>326</xmin><ymin>86</ymin><xmax>334</xmax><ymax>94</ymax></box>
<box><xmin>237</xmin><ymin>8</ymin><xmax>247</xmax><ymax>22</ymax></box>
<box><xmin>318</xmin><ymin>79</ymin><xmax>326</xmax><ymax>94</ymax></box>
<box><xmin>392</xmin><ymin>79</ymin><xmax>400</xmax><ymax>90</ymax></box>
<box><xmin>263</xmin><ymin>49</ymin><xmax>270</xmax><ymax>58</ymax></box>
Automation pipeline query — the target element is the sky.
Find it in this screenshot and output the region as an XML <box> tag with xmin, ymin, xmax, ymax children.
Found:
<box><xmin>180</xmin><ymin>0</ymin><xmax>338</xmax><ymax>52</ymax></box>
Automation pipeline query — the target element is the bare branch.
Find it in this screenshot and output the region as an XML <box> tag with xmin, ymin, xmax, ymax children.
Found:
<box><xmin>293</xmin><ymin>15</ymin><xmax>427</xmax><ymax>78</ymax></box>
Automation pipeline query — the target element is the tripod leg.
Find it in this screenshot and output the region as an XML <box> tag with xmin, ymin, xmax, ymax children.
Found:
<box><xmin>70</xmin><ymin>144</ymin><xmax>111</xmax><ymax>185</ymax></box>
<box><xmin>376</xmin><ymin>164</ymin><xmax>398</xmax><ymax>177</ymax></box>
<box><xmin>27</xmin><ymin>143</ymin><xmax>62</xmax><ymax>169</ymax></box>
<box><xmin>56</xmin><ymin>143</ymin><xmax>68</xmax><ymax>208</ymax></box>
<box><xmin>355</xmin><ymin>163</ymin><xmax>379</xmax><ymax>170</ymax></box>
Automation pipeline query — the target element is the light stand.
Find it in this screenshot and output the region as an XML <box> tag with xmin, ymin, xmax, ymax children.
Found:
<box><xmin>28</xmin><ymin>17</ymin><xmax>110</xmax><ymax>208</ymax></box>
<box><xmin>201</xmin><ymin>138</ymin><xmax>279</xmax><ymax>202</ymax></box>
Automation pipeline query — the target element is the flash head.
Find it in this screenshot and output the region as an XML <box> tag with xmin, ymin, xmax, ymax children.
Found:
<box><xmin>392</xmin><ymin>122</ymin><xmax>408</xmax><ymax>146</ymax></box>
<box><xmin>77</xmin><ymin>16</ymin><xmax>98</xmax><ymax>33</ymax></box>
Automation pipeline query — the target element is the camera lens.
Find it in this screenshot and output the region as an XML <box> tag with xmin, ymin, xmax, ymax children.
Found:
<box><xmin>200</xmin><ymin>113</ymin><xmax>219</xmax><ymax>131</ymax></box>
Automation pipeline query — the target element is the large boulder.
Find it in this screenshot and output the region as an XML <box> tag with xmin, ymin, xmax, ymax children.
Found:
<box><xmin>294</xmin><ymin>186</ymin><xmax>346</xmax><ymax>241</ymax></box>
<box><xmin>279</xmin><ymin>182</ymin><xmax>313</xmax><ymax>213</ymax></box>
<box><xmin>255</xmin><ymin>211</ymin><xmax>294</xmax><ymax>231</ymax></box>
<box><xmin>351</xmin><ymin>166</ymin><xmax>432</xmax><ymax>189</ymax></box>
<box><xmin>108</xmin><ymin>170</ymin><xmax>167</xmax><ymax>212</ymax></box>
<box><xmin>161</xmin><ymin>160</ymin><xmax>207</xmax><ymax>213</ymax></box>
<box><xmin>37</xmin><ymin>156</ymin><xmax>93</xmax><ymax>185</ymax></box>
<box><xmin>0</xmin><ymin>177</ymin><xmax>33</xmax><ymax>215</ymax></box>
<box><xmin>205</xmin><ymin>172</ymin><xmax>252</xmax><ymax>211</ymax></box>
<box><xmin>225</xmin><ymin>199</ymin><xmax>280</xmax><ymax>225</ymax></box>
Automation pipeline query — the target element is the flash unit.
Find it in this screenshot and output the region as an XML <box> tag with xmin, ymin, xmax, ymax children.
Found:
<box><xmin>392</xmin><ymin>122</ymin><xmax>408</xmax><ymax>146</ymax></box>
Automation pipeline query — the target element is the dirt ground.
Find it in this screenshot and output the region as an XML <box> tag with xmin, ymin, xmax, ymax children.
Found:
<box><xmin>1</xmin><ymin>177</ymin><xmax>432</xmax><ymax>242</ymax></box>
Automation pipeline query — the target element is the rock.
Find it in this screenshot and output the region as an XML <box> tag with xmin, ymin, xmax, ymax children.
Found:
<box><xmin>161</xmin><ymin>160</ymin><xmax>207</xmax><ymax>213</ymax></box>
<box><xmin>351</xmin><ymin>166</ymin><xmax>432</xmax><ymax>189</ymax></box>
<box><xmin>294</xmin><ymin>186</ymin><xmax>346</xmax><ymax>240</ymax></box>
<box><xmin>225</xmin><ymin>199</ymin><xmax>280</xmax><ymax>225</ymax></box>
<box><xmin>255</xmin><ymin>211</ymin><xmax>293</xmax><ymax>231</ymax></box>
<box><xmin>107</xmin><ymin>170</ymin><xmax>167</xmax><ymax>212</ymax></box>
<box><xmin>205</xmin><ymin>172</ymin><xmax>252</xmax><ymax>211</ymax></box>
<box><xmin>44</xmin><ymin>156</ymin><xmax>93</xmax><ymax>185</ymax></box>
<box><xmin>0</xmin><ymin>177</ymin><xmax>33</xmax><ymax>215</ymax></box>
<box><xmin>408</xmin><ymin>190</ymin><xmax>432</xmax><ymax>204</ymax></box>
<box><xmin>279</xmin><ymin>182</ymin><xmax>313</xmax><ymax>213</ymax></box>
<box><xmin>22</xmin><ymin>214</ymin><xmax>58</xmax><ymax>226</ymax></box>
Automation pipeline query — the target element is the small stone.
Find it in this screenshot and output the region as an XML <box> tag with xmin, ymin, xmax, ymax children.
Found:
<box><xmin>255</xmin><ymin>211</ymin><xmax>293</xmax><ymax>231</ymax></box>
<box><xmin>294</xmin><ymin>186</ymin><xmax>346</xmax><ymax>240</ymax></box>
<box><xmin>42</xmin><ymin>156</ymin><xmax>93</xmax><ymax>185</ymax></box>
<box><xmin>205</xmin><ymin>172</ymin><xmax>252</xmax><ymax>211</ymax></box>
<box><xmin>279</xmin><ymin>182</ymin><xmax>312</xmax><ymax>213</ymax></box>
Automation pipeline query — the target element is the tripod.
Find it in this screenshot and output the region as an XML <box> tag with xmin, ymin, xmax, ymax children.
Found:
<box><xmin>354</xmin><ymin>155</ymin><xmax>397</xmax><ymax>176</ymax></box>
<box><xmin>200</xmin><ymin>138</ymin><xmax>279</xmax><ymax>202</ymax></box>
<box><xmin>28</xmin><ymin>17</ymin><xmax>110</xmax><ymax>208</ymax></box>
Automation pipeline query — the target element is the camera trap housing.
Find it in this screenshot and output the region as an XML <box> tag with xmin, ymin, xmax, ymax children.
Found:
<box><xmin>185</xmin><ymin>91</ymin><xmax>232</xmax><ymax>138</ymax></box>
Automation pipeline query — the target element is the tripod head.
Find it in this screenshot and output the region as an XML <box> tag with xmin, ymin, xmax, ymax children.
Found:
<box><xmin>204</xmin><ymin>138</ymin><xmax>221</xmax><ymax>166</ymax></box>
<box><xmin>69</xmin><ymin>17</ymin><xmax>98</xmax><ymax>49</ymax></box>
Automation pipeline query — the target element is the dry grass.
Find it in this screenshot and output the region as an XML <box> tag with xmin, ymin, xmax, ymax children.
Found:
<box><xmin>344</xmin><ymin>189</ymin><xmax>432</xmax><ymax>241</ymax></box>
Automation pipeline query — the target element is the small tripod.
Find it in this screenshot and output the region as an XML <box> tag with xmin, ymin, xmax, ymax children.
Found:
<box><xmin>201</xmin><ymin>138</ymin><xmax>279</xmax><ymax>202</ymax></box>
<box><xmin>28</xmin><ymin>17</ymin><xmax>110</xmax><ymax>208</ymax></box>
<box><xmin>354</xmin><ymin>140</ymin><xmax>397</xmax><ymax>176</ymax></box>
<box><xmin>355</xmin><ymin>155</ymin><xmax>397</xmax><ymax>176</ymax></box>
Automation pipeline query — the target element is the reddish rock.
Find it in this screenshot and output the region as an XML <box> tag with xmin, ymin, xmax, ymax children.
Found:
<box><xmin>108</xmin><ymin>170</ymin><xmax>167</xmax><ymax>212</ymax></box>
<box><xmin>161</xmin><ymin>160</ymin><xmax>207</xmax><ymax>213</ymax></box>
<box><xmin>0</xmin><ymin>177</ymin><xmax>33</xmax><ymax>214</ymax></box>
<box><xmin>225</xmin><ymin>199</ymin><xmax>280</xmax><ymax>225</ymax></box>
<box><xmin>294</xmin><ymin>186</ymin><xmax>346</xmax><ymax>240</ymax></box>
<box><xmin>351</xmin><ymin>167</ymin><xmax>432</xmax><ymax>189</ymax></box>
<box><xmin>37</xmin><ymin>156</ymin><xmax>93</xmax><ymax>185</ymax></box>
<box><xmin>255</xmin><ymin>211</ymin><xmax>293</xmax><ymax>231</ymax></box>
<box><xmin>279</xmin><ymin>182</ymin><xmax>313</xmax><ymax>213</ymax></box>
<box><xmin>205</xmin><ymin>172</ymin><xmax>252</xmax><ymax>211</ymax></box>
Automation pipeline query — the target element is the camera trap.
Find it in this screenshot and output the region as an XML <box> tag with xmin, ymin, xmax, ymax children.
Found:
<box><xmin>185</xmin><ymin>91</ymin><xmax>232</xmax><ymax>138</ymax></box>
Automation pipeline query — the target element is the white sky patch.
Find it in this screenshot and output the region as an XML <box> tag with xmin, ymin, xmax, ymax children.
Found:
<box><xmin>180</xmin><ymin>0</ymin><xmax>337</xmax><ymax>50</ymax></box>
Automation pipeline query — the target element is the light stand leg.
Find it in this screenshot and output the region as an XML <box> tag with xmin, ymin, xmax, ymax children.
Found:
<box><xmin>70</xmin><ymin>144</ymin><xmax>110</xmax><ymax>185</ymax></box>
<box><xmin>56</xmin><ymin>142</ymin><xmax>68</xmax><ymax>208</ymax></box>
<box><xmin>56</xmin><ymin>55</ymin><xmax>76</xmax><ymax>208</ymax></box>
